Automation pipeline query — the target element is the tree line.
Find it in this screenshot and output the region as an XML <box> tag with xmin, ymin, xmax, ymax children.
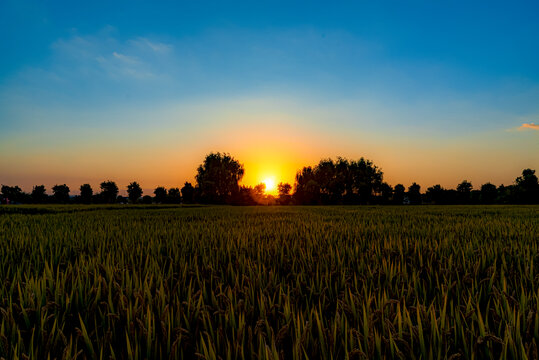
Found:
<box><xmin>1</xmin><ymin>152</ymin><xmax>538</xmax><ymax>205</ymax></box>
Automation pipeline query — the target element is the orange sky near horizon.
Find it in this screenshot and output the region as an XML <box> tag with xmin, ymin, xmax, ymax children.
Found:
<box><xmin>1</xmin><ymin>97</ymin><xmax>538</xmax><ymax>195</ymax></box>
<box><xmin>1</xmin><ymin>133</ymin><xmax>537</xmax><ymax>196</ymax></box>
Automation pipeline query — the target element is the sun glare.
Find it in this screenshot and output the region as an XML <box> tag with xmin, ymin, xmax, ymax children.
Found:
<box><xmin>263</xmin><ymin>178</ymin><xmax>276</xmax><ymax>193</ymax></box>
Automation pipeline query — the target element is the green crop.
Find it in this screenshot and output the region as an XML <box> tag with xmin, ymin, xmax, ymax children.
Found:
<box><xmin>0</xmin><ymin>205</ymin><xmax>537</xmax><ymax>359</ymax></box>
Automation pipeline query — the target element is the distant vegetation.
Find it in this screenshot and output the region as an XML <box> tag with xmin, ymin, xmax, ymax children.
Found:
<box><xmin>1</xmin><ymin>152</ymin><xmax>538</xmax><ymax>205</ymax></box>
<box><xmin>0</xmin><ymin>205</ymin><xmax>537</xmax><ymax>358</ymax></box>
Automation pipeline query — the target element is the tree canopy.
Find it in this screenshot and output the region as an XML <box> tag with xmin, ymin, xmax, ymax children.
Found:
<box><xmin>127</xmin><ymin>182</ymin><xmax>143</xmax><ymax>204</ymax></box>
<box><xmin>52</xmin><ymin>184</ymin><xmax>70</xmax><ymax>203</ymax></box>
<box><xmin>1</xmin><ymin>154</ymin><xmax>538</xmax><ymax>206</ymax></box>
<box><xmin>294</xmin><ymin>157</ymin><xmax>384</xmax><ymax>205</ymax></box>
<box><xmin>31</xmin><ymin>185</ymin><xmax>48</xmax><ymax>203</ymax></box>
<box><xmin>80</xmin><ymin>184</ymin><xmax>93</xmax><ymax>204</ymax></box>
<box><xmin>195</xmin><ymin>152</ymin><xmax>244</xmax><ymax>204</ymax></box>
<box><xmin>154</xmin><ymin>187</ymin><xmax>167</xmax><ymax>204</ymax></box>
<box><xmin>100</xmin><ymin>181</ymin><xmax>119</xmax><ymax>204</ymax></box>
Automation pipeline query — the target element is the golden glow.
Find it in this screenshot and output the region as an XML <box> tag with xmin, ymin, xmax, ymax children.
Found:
<box><xmin>4</xmin><ymin>98</ymin><xmax>535</xmax><ymax>193</ymax></box>
<box><xmin>262</xmin><ymin>177</ymin><xmax>276</xmax><ymax>194</ymax></box>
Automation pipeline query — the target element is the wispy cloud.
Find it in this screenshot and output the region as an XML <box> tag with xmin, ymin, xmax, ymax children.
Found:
<box><xmin>129</xmin><ymin>37</ymin><xmax>173</xmax><ymax>53</ymax></box>
<box><xmin>112</xmin><ymin>52</ymin><xmax>139</xmax><ymax>64</ymax></box>
<box><xmin>519</xmin><ymin>123</ymin><xmax>539</xmax><ymax>130</ymax></box>
<box><xmin>47</xmin><ymin>30</ymin><xmax>174</xmax><ymax>81</ymax></box>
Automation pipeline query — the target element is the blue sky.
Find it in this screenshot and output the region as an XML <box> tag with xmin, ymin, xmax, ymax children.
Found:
<box><xmin>1</xmin><ymin>1</ymin><xmax>538</xmax><ymax>191</ymax></box>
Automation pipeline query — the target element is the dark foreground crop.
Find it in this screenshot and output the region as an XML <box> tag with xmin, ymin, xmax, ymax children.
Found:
<box><xmin>0</xmin><ymin>205</ymin><xmax>537</xmax><ymax>359</ymax></box>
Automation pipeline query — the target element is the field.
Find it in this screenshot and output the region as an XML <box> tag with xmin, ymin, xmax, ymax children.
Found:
<box><xmin>0</xmin><ymin>205</ymin><xmax>538</xmax><ymax>359</ymax></box>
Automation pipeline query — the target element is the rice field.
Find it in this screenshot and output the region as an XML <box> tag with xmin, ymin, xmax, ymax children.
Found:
<box><xmin>0</xmin><ymin>205</ymin><xmax>538</xmax><ymax>359</ymax></box>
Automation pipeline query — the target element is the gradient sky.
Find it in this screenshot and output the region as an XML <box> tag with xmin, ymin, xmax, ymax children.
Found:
<box><xmin>1</xmin><ymin>1</ymin><xmax>538</xmax><ymax>194</ymax></box>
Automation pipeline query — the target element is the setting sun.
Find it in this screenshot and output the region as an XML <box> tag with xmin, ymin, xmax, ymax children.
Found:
<box><xmin>262</xmin><ymin>178</ymin><xmax>276</xmax><ymax>194</ymax></box>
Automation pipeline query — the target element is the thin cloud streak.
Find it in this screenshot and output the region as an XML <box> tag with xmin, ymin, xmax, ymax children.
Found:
<box><xmin>129</xmin><ymin>38</ymin><xmax>173</xmax><ymax>53</ymax></box>
<box><xmin>112</xmin><ymin>52</ymin><xmax>139</xmax><ymax>64</ymax></box>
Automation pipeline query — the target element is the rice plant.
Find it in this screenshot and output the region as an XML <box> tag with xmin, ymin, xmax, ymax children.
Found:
<box><xmin>0</xmin><ymin>205</ymin><xmax>537</xmax><ymax>359</ymax></box>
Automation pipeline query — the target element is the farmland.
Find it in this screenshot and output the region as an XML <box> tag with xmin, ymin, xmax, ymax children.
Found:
<box><xmin>0</xmin><ymin>205</ymin><xmax>538</xmax><ymax>359</ymax></box>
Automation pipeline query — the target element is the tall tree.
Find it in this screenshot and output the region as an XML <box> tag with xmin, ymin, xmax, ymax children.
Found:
<box><xmin>379</xmin><ymin>182</ymin><xmax>393</xmax><ymax>204</ymax></box>
<box><xmin>31</xmin><ymin>185</ymin><xmax>48</xmax><ymax>203</ymax></box>
<box><xmin>496</xmin><ymin>184</ymin><xmax>515</xmax><ymax>204</ymax></box>
<box><xmin>278</xmin><ymin>182</ymin><xmax>292</xmax><ymax>196</ymax></box>
<box><xmin>294</xmin><ymin>166</ymin><xmax>319</xmax><ymax>205</ymax></box>
<box><xmin>293</xmin><ymin>157</ymin><xmax>384</xmax><ymax>205</ymax></box>
<box><xmin>426</xmin><ymin>184</ymin><xmax>446</xmax><ymax>204</ymax></box>
<box><xmin>52</xmin><ymin>184</ymin><xmax>70</xmax><ymax>203</ymax></box>
<box><xmin>1</xmin><ymin>185</ymin><xmax>24</xmax><ymax>204</ymax></box>
<box><xmin>195</xmin><ymin>152</ymin><xmax>244</xmax><ymax>204</ymax></box>
<box><xmin>393</xmin><ymin>184</ymin><xmax>405</xmax><ymax>204</ymax></box>
<box><xmin>80</xmin><ymin>184</ymin><xmax>93</xmax><ymax>204</ymax></box>
<box><xmin>315</xmin><ymin>159</ymin><xmax>339</xmax><ymax>204</ymax></box>
<box><xmin>350</xmin><ymin>158</ymin><xmax>383</xmax><ymax>204</ymax></box>
<box><xmin>154</xmin><ymin>187</ymin><xmax>167</xmax><ymax>204</ymax></box>
<box><xmin>100</xmin><ymin>181</ymin><xmax>119</xmax><ymax>203</ymax></box>
<box><xmin>407</xmin><ymin>183</ymin><xmax>422</xmax><ymax>205</ymax></box>
<box><xmin>181</xmin><ymin>182</ymin><xmax>195</xmax><ymax>204</ymax></box>
<box><xmin>457</xmin><ymin>180</ymin><xmax>473</xmax><ymax>204</ymax></box>
<box><xmin>515</xmin><ymin>168</ymin><xmax>539</xmax><ymax>203</ymax></box>
<box><xmin>127</xmin><ymin>182</ymin><xmax>143</xmax><ymax>204</ymax></box>
<box><xmin>336</xmin><ymin>157</ymin><xmax>353</xmax><ymax>203</ymax></box>
<box><xmin>277</xmin><ymin>182</ymin><xmax>292</xmax><ymax>205</ymax></box>
<box><xmin>168</xmin><ymin>187</ymin><xmax>182</xmax><ymax>204</ymax></box>
<box><xmin>253</xmin><ymin>183</ymin><xmax>266</xmax><ymax>196</ymax></box>
<box><xmin>250</xmin><ymin>183</ymin><xmax>266</xmax><ymax>204</ymax></box>
<box><xmin>480</xmin><ymin>183</ymin><xmax>497</xmax><ymax>204</ymax></box>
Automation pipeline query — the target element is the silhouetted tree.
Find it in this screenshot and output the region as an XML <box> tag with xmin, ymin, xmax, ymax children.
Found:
<box><xmin>294</xmin><ymin>157</ymin><xmax>384</xmax><ymax>205</ymax></box>
<box><xmin>141</xmin><ymin>195</ymin><xmax>153</xmax><ymax>204</ymax></box>
<box><xmin>515</xmin><ymin>168</ymin><xmax>539</xmax><ymax>203</ymax></box>
<box><xmin>480</xmin><ymin>183</ymin><xmax>497</xmax><ymax>204</ymax></box>
<box><xmin>154</xmin><ymin>187</ymin><xmax>167</xmax><ymax>204</ymax></box>
<box><xmin>457</xmin><ymin>180</ymin><xmax>473</xmax><ymax>193</ymax></box>
<box><xmin>470</xmin><ymin>190</ymin><xmax>481</xmax><ymax>204</ymax></box>
<box><xmin>254</xmin><ymin>183</ymin><xmax>266</xmax><ymax>196</ymax></box>
<box><xmin>315</xmin><ymin>159</ymin><xmax>339</xmax><ymax>204</ymax></box>
<box><xmin>31</xmin><ymin>185</ymin><xmax>48</xmax><ymax>203</ymax></box>
<box><xmin>407</xmin><ymin>183</ymin><xmax>421</xmax><ymax>205</ymax></box>
<box><xmin>100</xmin><ymin>181</ymin><xmax>119</xmax><ymax>203</ymax></box>
<box><xmin>351</xmin><ymin>158</ymin><xmax>383</xmax><ymax>204</ymax></box>
<box><xmin>277</xmin><ymin>182</ymin><xmax>292</xmax><ymax>205</ymax></box>
<box><xmin>80</xmin><ymin>184</ymin><xmax>93</xmax><ymax>204</ymax></box>
<box><xmin>1</xmin><ymin>185</ymin><xmax>24</xmax><ymax>204</ymax></box>
<box><xmin>250</xmin><ymin>183</ymin><xmax>266</xmax><ymax>204</ymax></box>
<box><xmin>426</xmin><ymin>184</ymin><xmax>445</xmax><ymax>204</ymax></box>
<box><xmin>294</xmin><ymin>166</ymin><xmax>319</xmax><ymax>205</ymax></box>
<box><xmin>278</xmin><ymin>182</ymin><xmax>292</xmax><ymax>196</ymax></box>
<box><xmin>195</xmin><ymin>153</ymin><xmax>244</xmax><ymax>204</ymax></box>
<box><xmin>168</xmin><ymin>188</ymin><xmax>182</xmax><ymax>204</ymax></box>
<box><xmin>393</xmin><ymin>184</ymin><xmax>405</xmax><ymax>204</ymax></box>
<box><xmin>378</xmin><ymin>183</ymin><xmax>393</xmax><ymax>204</ymax></box>
<box><xmin>127</xmin><ymin>182</ymin><xmax>143</xmax><ymax>204</ymax></box>
<box><xmin>181</xmin><ymin>182</ymin><xmax>195</xmax><ymax>204</ymax></box>
<box><xmin>496</xmin><ymin>184</ymin><xmax>512</xmax><ymax>204</ymax></box>
<box><xmin>335</xmin><ymin>157</ymin><xmax>353</xmax><ymax>203</ymax></box>
<box><xmin>457</xmin><ymin>180</ymin><xmax>473</xmax><ymax>204</ymax></box>
<box><xmin>231</xmin><ymin>185</ymin><xmax>256</xmax><ymax>205</ymax></box>
<box><xmin>52</xmin><ymin>184</ymin><xmax>70</xmax><ymax>203</ymax></box>
<box><xmin>5</xmin><ymin>162</ymin><xmax>535</xmax><ymax>207</ymax></box>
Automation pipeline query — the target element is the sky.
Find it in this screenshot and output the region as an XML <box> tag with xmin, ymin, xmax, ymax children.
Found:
<box><xmin>1</xmin><ymin>0</ymin><xmax>538</xmax><ymax>194</ymax></box>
